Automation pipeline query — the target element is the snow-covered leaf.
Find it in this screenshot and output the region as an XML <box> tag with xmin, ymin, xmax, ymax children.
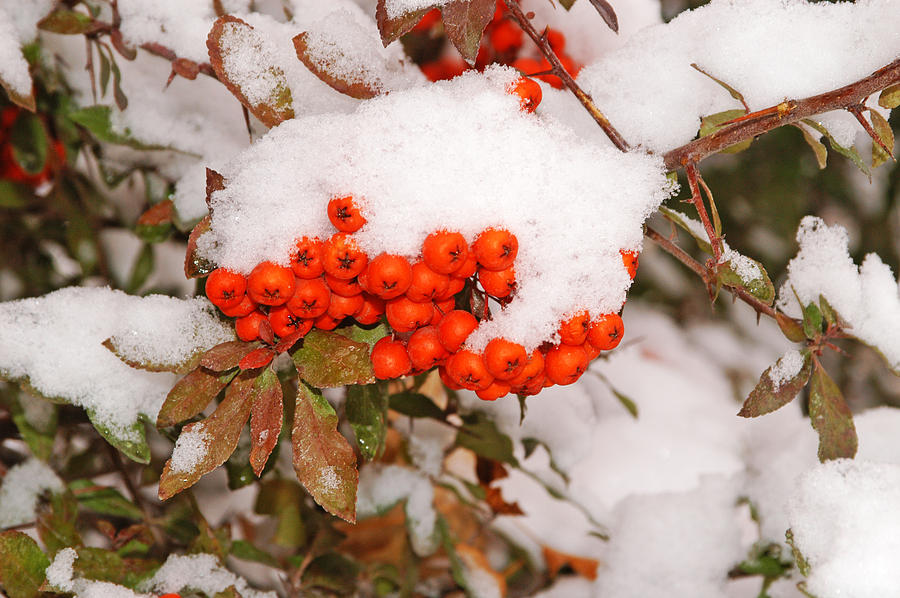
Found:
<box><xmin>158</xmin><ymin>372</ymin><xmax>255</xmax><ymax>500</ymax></box>
<box><xmin>738</xmin><ymin>350</ymin><xmax>811</xmax><ymax>418</ymax></box>
<box><xmin>0</xmin><ymin>531</ymin><xmax>49</xmax><ymax>598</ymax></box>
<box><xmin>658</xmin><ymin>206</ymin><xmax>712</xmax><ymax>254</ymax></box>
<box><xmin>808</xmin><ymin>363</ymin><xmax>857</xmax><ymax>462</ymax></box>
<box><xmin>157</xmin><ymin>367</ymin><xmax>235</xmax><ymax>428</ymax></box>
<box><xmin>291</xmin><ymin>382</ymin><xmax>358</xmax><ymax>523</ymax></box>
<box><xmin>102</xmin><ymin>335</ymin><xmax>201</xmax><ymax>375</ymax></box>
<box><xmin>293</xmin><ymin>33</ymin><xmax>378</xmax><ymax>100</ymax></box>
<box><xmin>346</xmin><ymin>383</ymin><xmax>388</xmax><ymax>460</ymax></box>
<box><xmin>717</xmin><ymin>253</ymin><xmax>775</xmax><ymax>305</ymax></box>
<box><xmin>249</xmin><ymin>366</ymin><xmax>283</xmax><ymax>476</ymax></box>
<box><xmin>68</xmin><ymin>106</ymin><xmax>166</xmax><ymax>150</ymax></box>
<box><xmin>87</xmin><ymin>408</ymin><xmax>151</xmax><ymax>464</ymax></box>
<box><xmin>290</xmin><ymin>329</ymin><xmax>377</xmax><ymax>388</ymax></box>
<box><xmin>185</xmin><ymin>215</ymin><xmax>214</xmax><ymax>279</ymax></box>
<box><xmin>375</xmin><ymin>0</ymin><xmax>436</xmax><ymax>46</ymax></box>
<box><xmin>440</xmin><ymin>0</ymin><xmax>495</xmax><ymax>65</ymax></box>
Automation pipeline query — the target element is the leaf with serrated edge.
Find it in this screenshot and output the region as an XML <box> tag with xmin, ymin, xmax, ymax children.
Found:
<box><xmin>207</xmin><ymin>16</ymin><xmax>294</xmax><ymax>128</ymax></box>
<box><xmin>158</xmin><ymin>372</ymin><xmax>255</xmax><ymax>500</ymax></box>
<box><xmin>738</xmin><ymin>351</ymin><xmax>812</xmax><ymax>417</ymax></box>
<box><xmin>157</xmin><ymin>367</ymin><xmax>236</xmax><ymax>427</ymax></box>
<box><xmin>375</xmin><ymin>0</ymin><xmax>435</xmax><ymax>46</ymax></box>
<box><xmin>290</xmin><ymin>329</ymin><xmax>376</xmax><ymax>388</ymax></box>
<box><xmin>808</xmin><ymin>363</ymin><xmax>857</xmax><ymax>462</ymax></box>
<box><xmin>292</xmin><ymin>382</ymin><xmax>358</xmax><ymax>522</ymax></box>
<box><xmin>293</xmin><ymin>33</ymin><xmax>379</xmax><ymax>99</ymax></box>
<box><xmin>0</xmin><ymin>531</ymin><xmax>50</xmax><ymax>598</ymax></box>
<box><xmin>792</xmin><ymin>123</ymin><xmax>827</xmax><ymax>169</ymax></box>
<box><xmin>870</xmin><ymin>110</ymin><xmax>894</xmax><ymax>169</ymax></box>
<box><xmin>440</xmin><ymin>0</ymin><xmax>495</xmax><ymax>65</ymax></box>
<box><xmin>185</xmin><ymin>214</ymin><xmax>214</xmax><ymax>279</ymax></box>
<box><xmin>249</xmin><ymin>367</ymin><xmax>283</xmax><ymax>476</ymax></box>
<box><xmin>346</xmin><ymin>384</ymin><xmax>388</xmax><ymax>460</ymax></box>
<box><xmin>878</xmin><ymin>83</ymin><xmax>900</xmax><ymax>109</ymax></box>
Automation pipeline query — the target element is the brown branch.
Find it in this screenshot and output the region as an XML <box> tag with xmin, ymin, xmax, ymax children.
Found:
<box><xmin>847</xmin><ymin>103</ymin><xmax>894</xmax><ymax>158</ymax></box>
<box><xmin>502</xmin><ymin>0</ymin><xmax>629</xmax><ymax>152</ymax></box>
<box><xmin>664</xmin><ymin>58</ymin><xmax>900</xmax><ymax>170</ymax></box>
<box><xmin>684</xmin><ymin>162</ymin><xmax>722</xmax><ymax>263</ymax></box>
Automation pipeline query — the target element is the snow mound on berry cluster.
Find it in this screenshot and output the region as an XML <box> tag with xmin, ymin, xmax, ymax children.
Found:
<box><xmin>0</xmin><ymin>287</ymin><xmax>234</xmax><ymax>437</ymax></box>
<box><xmin>199</xmin><ymin>66</ymin><xmax>674</xmax><ymax>351</ymax></box>
<box><xmin>776</xmin><ymin>216</ymin><xmax>900</xmax><ymax>372</ymax></box>
<box><xmin>578</xmin><ymin>0</ymin><xmax>900</xmax><ymax>152</ymax></box>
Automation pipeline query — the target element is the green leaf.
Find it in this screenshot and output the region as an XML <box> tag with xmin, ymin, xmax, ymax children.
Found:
<box><xmin>0</xmin><ymin>180</ymin><xmax>28</xmax><ymax>208</ymax></box>
<box><xmin>72</xmin><ymin>547</ymin><xmax>157</xmax><ymax>589</ymax></box>
<box><xmin>255</xmin><ymin>479</ymin><xmax>307</xmax><ymax>548</ymax></box>
<box><xmin>249</xmin><ymin>366</ymin><xmax>283</xmax><ymax>476</ymax></box>
<box><xmin>69</xmin><ymin>480</ymin><xmax>143</xmax><ymax>520</ymax></box>
<box><xmin>738</xmin><ymin>350</ymin><xmax>812</xmax><ymax>417</ymax></box>
<box><xmin>658</xmin><ymin>206</ymin><xmax>712</xmax><ymax>254</ymax></box>
<box><xmin>374</xmin><ymin>0</ymin><xmax>436</xmax><ymax>46</ymax></box>
<box><xmin>335</xmin><ymin>322</ymin><xmax>390</xmax><ymax>349</ymax></box>
<box><xmin>229</xmin><ymin>539</ymin><xmax>279</xmax><ymax>567</ymax></box>
<box><xmin>793</xmin><ymin>123</ymin><xmax>828</xmax><ymax>169</ymax></box>
<box><xmin>135</xmin><ymin>199</ymin><xmax>175</xmax><ymax>243</ymax></box>
<box><xmin>801</xmin><ymin>302</ymin><xmax>823</xmax><ymax>340</ymax></box>
<box><xmin>870</xmin><ymin>109</ymin><xmax>894</xmax><ymax>169</ymax></box>
<box><xmin>717</xmin><ymin>254</ymin><xmax>775</xmax><ymax>305</ymax></box>
<box><xmin>207</xmin><ymin>16</ymin><xmax>295</xmax><ymax>128</ymax></box>
<box><xmin>126</xmin><ymin>244</ymin><xmax>154</xmax><ymax>293</ymax></box>
<box><xmin>98</xmin><ymin>48</ymin><xmax>111</xmax><ymax>97</ymax></box>
<box><xmin>157</xmin><ymin>367</ymin><xmax>236</xmax><ymax>427</ymax></box>
<box><xmin>698</xmin><ymin>109</ymin><xmax>752</xmax><ymax>154</ymax></box>
<box><xmin>293</xmin><ymin>33</ymin><xmax>379</xmax><ymax>100</ymax></box>
<box><xmin>10</xmin><ymin>112</ymin><xmax>49</xmax><ymax>175</ymax></box>
<box><xmin>818</xmin><ymin>295</ymin><xmax>840</xmax><ymax>328</ymax></box>
<box><xmin>184</xmin><ymin>215</ymin><xmax>214</xmax><ymax>279</ymax></box>
<box><xmin>878</xmin><ymin>83</ymin><xmax>900</xmax><ymax>109</ymax></box>
<box><xmin>9</xmin><ymin>394</ymin><xmax>57</xmax><ymax>461</ymax></box>
<box><xmin>292</xmin><ymin>382</ymin><xmax>358</xmax><ymax>523</ymax></box>
<box><xmin>37</xmin><ymin>10</ymin><xmax>98</xmax><ymax>34</ymax></box>
<box><xmin>158</xmin><ymin>372</ymin><xmax>256</xmax><ymax>500</ymax></box>
<box><xmin>440</xmin><ymin>0</ymin><xmax>496</xmax><ymax>65</ymax></box>
<box><xmin>68</xmin><ymin>106</ymin><xmax>167</xmax><ymax>150</ymax></box>
<box><xmin>691</xmin><ymin>64</ymin><xmax>747</xmax><ymax>110</ymax></box>
<box><xmin>346</xmin><ymin>383</ymin><xmax>389</xmax><ymax>460</ymax></box>
<box><xmin>436</xmin><ymin>516</ymin><xmax>469</xmax><ymax>592</ymax></box>
<box><xmin>775</xmin><ymin>312</ymin><xmax>806</xmax><ymax>343</ymax></box>
<box><xmin>290</xmin><ymin>329</ymin><xmax>377</xmax><ymax>388</ymax></box>
<box><xmin>802</xmin><ymin>119</ymin><xmax>871</xmax><ymax>178</ymax></box>
<box><xmin>37</xmin><ymin>491</ymin><xmax>81</xmax><ymax>555</ymax></box>
<box><xmin>389</xmin><ymin>391</ymin><xmax>445</xmax><ymax>419</ymax></box>
<box><xmin>302</xmin><ymin>553</ymin><xmax>362</xmax><ymax>594</ymax></box>
<box><xmin>785</xmin><ymin>529</ymin><xmax>810</xmax><ymax>577</ymax></box>
<box><xmin>808</xmin><ymin>363</ymin><xmax>857</xmax><ymax>462</ymax></box>
<box><xmin>0</xmin><ymin>531</ymin><xmax>50</xmax><ymax>598</ymax></box>
<box><xmin>86</xmin><ymin>409</ymin><xmax>151</xmax><ymax>464</ymax></box>
<box><xmin>456</xmin><ymin>412</ymin><xmax>518</xmax><ymax>466</ymax></box>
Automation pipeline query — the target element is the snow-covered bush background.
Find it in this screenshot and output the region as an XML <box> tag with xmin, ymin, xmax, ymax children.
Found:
<box><xmin>0</xmin><ymin>0</ymin><xmax>898</xmax><ymax>596</ymax></box>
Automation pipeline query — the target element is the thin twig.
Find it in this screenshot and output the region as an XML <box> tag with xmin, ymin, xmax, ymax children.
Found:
<box><xmin>502</xmin><ymin>0</ymin><xmax>629</xmax><ymax>152</ymax></box>
<box><xmin>847</xmin><ymin>103</ymin><xmax>895</xmax><ymax>158</ymax></box>
<box><xmin>684</xmin><ymin>162</ymin><xmax>722</xmax><ymax>263</ymax></box>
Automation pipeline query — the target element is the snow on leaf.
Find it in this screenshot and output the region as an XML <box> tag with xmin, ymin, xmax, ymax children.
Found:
<box><xmin>249</xmin><ymin>366</ymin><xmax>283</xmax><ymax>476</ymax></box>
<box><xmin>207</xmin><ymin>15</ymin><xmax>295</xmax><ymax>129</ymax></box>
<box><xmin>185</xmin><ymin>215</ymin><xmax>215</xmax><ymax>279</ymax></box>
<box><xmin>157</xmin><ymin>367</ymin><xmax>235</xmax><ymax>428</ymax></box>
<box><xmin>290</xmin><ymin>329</ymin><xmax>376</xmax><ymax>388</ymax></box>
<box><xmin>68</xmin><ymin>106</ymin><xmax>167</xmax><ymax>150</ymax></box>
<box><xmin>86</xmin><ymin>408</ymin><xmax>151</xmax><ymax>464</ymax></box>
<box><xmin>717</xmin><ymin>251</ymin><xmax>775</xmax><ymax>305</ymax></box>
<box><xmin>440</xmin><ymin>0</ymin><xmax>495</xmax><ymax>65</ymax></box>
<box><xmin>292</xmin><ymin>382</ymin><xmax>358</xmax><ymax>523</ymax></box>
<box><xmin>808</xmin><ymin>363</ymin><xmax>857</xmax><ymax>462</ymax></box>
<box><xmin>158</xmin><ymin>372</ymin><xmax>255</xmax><ymax>500</ymax></box>
<box><xmin>293</xmin><ymin>32</ymin><xmax>378</xmax><ymax>100</ymax></box>
<box><xmin>102</xmin><ymin>336</ymin><xmax>202</xmax><ymax>375</ymax></box>
<box><xmin>738</xmin><ymin>349</ymin><xmax>812</xmax><ymax>418</ymax></box>
<box><xmin>0</xmin><ymin>531</ymin><xmax>50</xmax><ymax>598</ymax></box>
<box><xmin>206</xmin><ymin>167</ymin><xmax>226</xmax><ymax>211</ymax></box>
<box><xmin>375</xmin><ymin>0</ymin><xmax>436</xmax><ymax>46</ymax></box>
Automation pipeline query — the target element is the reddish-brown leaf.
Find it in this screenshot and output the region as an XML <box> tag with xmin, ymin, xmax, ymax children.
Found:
<box><xmin>250</xmin><ymin>367</ymin><xmax>283</xmax><ymax>476</ymax></box>
<box><xmin>588</xmin><ymin>0</ymin><xmax>619</xmax><ymax>33</ymax></box>
<box><xmin>172</xmin><ymin>58</ymin><xmax>200</xmax><ymax>80</ymax></box>
<box><xmin>292</xmin><ymin>382</ymin><xmax>358</xmax><ymax>522</ymax></box>
<box><xmin>738</xmin><ymin>350</ymin><xmax>812</xmax><ymax>418</ymax></box>
<box><xmin>484</xmin><ymin>486</ymin><xmax>523</xmax><ymax>516</ymax></box>
<box><xmin>200</xmin><ymin>340</ymin><xmax>260</xmax><ymax>371</ymax></box>
<box><xmin>185</xmin><ymin>214</ymin><xmax>214</xmax><ymax>279</ymax></box>
<box><xmin>293</xmin><ymin>33</ymin><xmax>379</xmax><ymax>100</ymax></box>
<box><xmin>542</xmin><ymin>545</ymin><xmax>599</xmax><ymax>580</ymax></box>
<box><xmin>274</xmin><ymin>328</ymin><xmax>306</xmax><ymax>353</ymax></box>
<box><xmin>375</xmin><ymin>0</ymin><xmax>437</xmax><ymax>47</ymax></box>
<box><xmin>290</xmin><ymin>329</ymin><xmax>376</xmax><ymax>388</ymax></box>
<box><xmin>440</xmin><ymin>0</ymin><xmax>495</xmax><ymax>65</ymax></box>
<box><xmin>207</xmin><ymin>15</ymin><xmax>295</xmax><ymax>128</ymax></box>
<box><xmin>110</xmin><ymin>29</ymin><xmax>137</xmax><ymax>60</ymax></box>
<box><xmin>157</xmin><ymin>367</ymin><xmax>234</xmax><ymax>427</ymax></box>
<box><xmin>158</xmin><ymin>372</ymin><xmax>256</xmax><ymax>500</ymax></box>
<box><xmin>239</xmin><ymin>347</ymin><xmax>276</xmax><ymax>370</ymax></box>
<box><xmin>137</xmin><ymin>199</ymin><xmax>174</xmax><ymax>228</ymax></box>
<box><xmin>809</xmin><ymin>363</ymin><xmax>857</xmax><ymax>462</ymax></box>
<box><xmin>205</xmin><ymin>167</ymin><xmax>226</xmax><ymax>211</ymax></box>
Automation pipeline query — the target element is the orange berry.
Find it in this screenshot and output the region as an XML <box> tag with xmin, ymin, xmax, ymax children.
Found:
<box><xmin>327</xmin><ymin>195</ymin><xmax>367</xmax><ymax>233</ymax></box>
<box><xmin>286</xmin><ymin>277</ymin><xmax>331</xmax><ymax>319</ymax></box>
<box><xmin>544</xmin><ymin>344</ymin><xmax>589</xmax><ymax>386</ymax></box>
<box><xmin>483</xmin><ymin>337</ymin><xmax>527</xmax><ymax>380</ymax></box>
<box><xmin>407</xmin><ymin>261</ymin><xmax>450</xmax><ymax>303</ymax></box>
<box><xmin>558</xmin><ymin>311</ymin><xmax>590</xmax><ymax>345</ymax></box>
<box><xmin>621</xmin><ymin>249</ymin><xmax>639</xmax><ymax>279</ymax></box>
<box><xmin>478</xmin><ymin>265</ymin><xmax>515</xmax><ymax>298</ymax></box>
<box><xmin>511</xmin><ymin>57</ymin><xmax>541</xmax><ymax>77</ymax></box>
<box><xmin>446</xmin><ymin>350</ymin><xmax>494</xmax><ymax>391</ymax></box>
<box><xmin>508</xmin><ymin>77</ymin><xmax>542</xmax><ymax>112</ymax></box>
<box><xmin>583</xmin><ymin>340</ymin><xmax>602</xmax><ymax>361</ymax></box>
<box><xmin>434</xmin><ymin>297</ymin><xmax>456</xmax><ymax>318</ymax></box>
<box><xmin>366</xmin><ymin>254</ymin><xmax>412</xmax><ymax>300</ymax></box>
<box><xmin>476</xmin><ymin>379</ymin><xmax>512</xmax><ymax>401</ymax></box>
<box><xmin>385</xmin><ymin>297</ymin><xmax>434</xmax><ymax>333</ymax></box>
<box><xmin>159</xmin><ymin>595</ymin><xmax>182</xmax><ymax>598</ymax></box>
<box><xmin>355</xmin><ymin>294</ymin><xmax>385</xmax><ymax>325</ymax></box>
<box><xmin>205</xmin><ymin>268</ymin><xmax>247</xmax><ymax>309</ymax></box>
<box><xmin>546</xmin><ymin>29</ymin><xmax>566</xmax><ymax>53</ymax></box>
<box><xmin>452</xmin><ymin>251</ymin><xmax>478</xmax><ymax>279</ymax></box>
<box><xmin>435</xmin><ymin>276</ymin><xmax>466</xmax><ymax>301</ymax></box>
<box><xmin>325</xmin><ymin>274</ymin><xmax>362</xmax><ymax>297</ymax></box>
<box><xmin>439</xmin><ymin>365</ymin><xmax>463</xmax><ymax>390</ymax></box>
<box><xmin>423</xmin><ymin>230</ymin><xmax>469</xmax><ymax>275</ymax></box>
<box><xmin>437</xmin><ymin>310</ymin><xmax>478</xmax><ymax>352</ymax></box>
<box><xmin>314</xmin><ymin>312</ymin><xmax>341</xmax><ymax>330</ymax></box>
<box><xmin>327</xmin><ymin>292</ymin><xmax>364</xmax><ymax>320</ymax></box>
<box><xmin>268</xmin><ymin>306</ymin><xmax>313</xmax><ymax>338</ymax></box>
<box><xmin>291</xmin><ymin>237</ymin><xmax>325</xmax><ymax>279</ymax></box>
<box><xmin>473</xmin><ymin>229</ymin><xmax>518</xmax><ymax>271</ymax></box>
<box><xmin>247</xmin><ymin>262</ymin><xmax>295</xmax><ymax>306</ymax></box>
<box><xmin>515</xmin><ymin>373</ymin><xmax>546</xmax><ymax>396</ymax></box>
<box><xmin>371</xmin><ymin>337</ymin><xmax>412</xmax><ymax>380</ymax></box>
<box><xmin>220</xmin><ymin>294</ymin><xmax>257</xmax><ymax>318</ymax></box>
<box><xmin>235</xmin><ymin>310</ymin><xmax>267</xmax><ymax>342</ymax></box>
<box><xmin>587</xmin><ymin>313</ymin><xmax>624</xmax><ymax>350</ymax></box>
<box><xmin>489</xmin><ymin>19</ymin><xmax>522</xmax><ymax>54</ymax></box>
<box><xmin>507</xmin><ymin>349</ymin><xmax>544</xmax><ymax>387</ymax></box>
<box><xmin>407</xmin><ymin>326</ymin><xmax>450</xmax><ymax>371</ymax></box>
<box><xmin>323</xmin><ymin>233</ymin><xmax>368</xmax><ymax>280</ymax></box>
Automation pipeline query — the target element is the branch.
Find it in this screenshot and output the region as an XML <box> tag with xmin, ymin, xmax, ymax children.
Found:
<box><xmin>664</xmin><ymin>58</ymin><xmax>900</xmax><ymax>170</ymax></box>
<box><xmin>502</xmin><ymin>0</ymin><xmax>629</xmax><ymax>152</ymax></box>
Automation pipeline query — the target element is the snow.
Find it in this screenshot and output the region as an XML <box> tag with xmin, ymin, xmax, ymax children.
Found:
<box><xmin>0</xmin><ymin>287</ymin><xmax>233</xmax><ymax>438</ymax></box>
<box><xmin>0</xmin><ymin>458</ymin><xmax>64</xmax><ymax>528</ymax></box>
<box><xmin>777</xmin><ymin>216</ymin><xmax>900</xmax><ymax>372</ymax></box>
<box><xmin>788</xmin><ymin>459</ymin><xmax>900</xmax><ymax>598</ymax></box>
<box><xmin>357</xmin><ymin>464</ymin><xmax>438</xmax><ymax>555</ymax></box>
<box><xmin>200</xmin><ymin>66</ymin><xmax>673</xmax><ymax>351</ymax></box>
<box><xmin>382</xmin><ymin>0</ymin><xmax>448</xmax><ymax>19</ymax></box>
<box><xmin>0</xmin><ymin>0</ymin><xmax>53</xmax><ymax>95</ymax></box>
<box><xmin>117</xmin><ymin>0</ymin><xmax>226</xmax><ymax>63</ymax></box>
<box><xmin>169</xmin><ymin>427</ymin><xmax>210</xmax><ymax>473</ymax></box>
<box><xmin>768</xmin><ymin>349</ymin><xmax>805</xmax><ymax>391</ymax></box>
<box><xmin>578</xmin><ymin>0</ymin><xmax>900</xmax><ymax>152</ymax></box>
<box><xmin>143</xmin><ymin>553</ymin><xmax>277</xmax><ymax>598</ymax></box>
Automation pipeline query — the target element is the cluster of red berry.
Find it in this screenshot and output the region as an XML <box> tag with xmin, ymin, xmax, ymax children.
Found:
<box><xmin>0</xmin><ymin>106</ymin><xmax>65</xmax><ymax>187</ymax></box>
<box><xmin>204</xmin><ymin>191</ymin><xmax>637</xmax><ymax>400</ymax></box>
<box><xmin>416</xmin><ymin>1</ymin><xmax>582</xmax><ymax>90</ymax></box>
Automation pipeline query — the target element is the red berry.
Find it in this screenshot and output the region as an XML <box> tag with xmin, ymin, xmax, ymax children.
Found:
<box><xmin>385</xmin><ymin>297</ymin><xmax>434</xmax><ymax>333</ymax></box>
<box><xmin>371</xmin><ymin>337</ymin><xmax>412</xmax><ymax>380</ymax></box>
<box><xmin>473</xmin><ymin>229</ymin><xmax>518</xmax><ymax>271</ymax></box>
<box><xmin>286</xmin><ymin>277</ymin><xmax>331</xmax><ymax>319</ymax></box>
<box><xmin>323</xmin><ymin>233</ymin><xmax>368</xmax><ymax>280</ymax></box>
<box><xmin>355</xmin><ymin>294</ymin><xmax>386</xmax><ymax>325</ymax></box>
<box><xmin>587</xmin><ymin>313</ymin><xmax>624</xmax><ymax>351</ymax></box>
<box><xmin>422</xmin><ymin>230</ymin><xmax>469</xmax><ymax>275</ymax></box>
<box><xmin>476</xmin><ymin>379</ymin><xmax>512</xmax><ymax>401</ymax></box>
<box><xmin>507</xmin><ymin>349</ymin><xmax>544</xmax><ymax>387</ymax></box>
<box><xmin>327</xmin><ymin>195</ymin><xmax>367</xmax><ymax>233</ymax></box>
<box><xmin>435</xmin><ymin>276</ymin><xmax>466</xmax><ymax>301</ymax></box>
<box><xmin>327</xmin><ymin>292</ymin><xmax>364</xmax><ymax>320</ymax></box>
<box><xmin>407</xmin><ymin>261</ymin><xmax>450</xmax><ymax>303</ymax></box>
<box><xmin>478</xmin><ymin>265</ymin><xmax>515</xmax><ymax>298</ymax></box>
<box><xmin>314</xmin><ymin>312</ymin><xmax>341</xmax><ymax>330</ymax></box>
<box><xmin>235</xmin><ymin>310</ymin><xmax>267</xmax><ymax>342</ymax></box>
<box><xmin>247</xmin><ymin>262</ymin><xmax>295</xmax><ymax>306</ymax></box>
<box><xmin>220</xmin><ymin>294</ymin><xmax>257</xmax><ymax>318</ymax></box>
<box><xmin>445</xmin><ymin>350</ymin><xmax>494</xmax><ymax>391</ymax></box>
<box><xmin>621</xmin><ymin>250</ymin><xmax>639</xmax><ymax>279</ymax></box>
<box><xmin>489</xmin><ymin>20</ymin><xmax>523</xmax><ymax>54</ymax></box>
<box><xmin>268</xmin><ymin>305</ymin><xmax>313</xmax><ymax>338</ymax></box>
<box><xmin>483</xmin><ymin>337</ymin><xmax>527</xmax><ymax>380</ymax></box>
<box><xmin>558</xmin><ymin>311</ymin><xmax>590</xmax><ymax>346</ymax></box>
<box><xmin>437</xmin><ymin>310</ymin><xmax>478</xmax><ymax>352</ymax></box>
<box><xmin>366</xmin><ymin>253</ymin><xmax>413</xmax><ymax>300</ymax></box>
<box><xmin>205</xmin><ymin>268</ymin><xmax>247</xmax><ymax>309</ymax></box>
<box><xmin>544</xmin><ymin>344</ymin><xmax>589</xmax><ymax>386</ymax></box>
<box><xmin>508</xmin><ymin>77</ymin><xmax>542</xmax><ymax>112</ymax></box>
<box><xmin>407</xmin><ymin>326</ymin><xmax>450</xmax><ymax>371</ymax></box>
<box><xmin>452</xmin><ymin>251</ymin><xmax>479</xmax><ymax>279</ymax></box>
<box><xmin>325</xmin><ymin>274</ymin><xmax>363</xmax><ymax>297</ymax></box>
<box><xmin>291</xmin><ymin>237</ymin><xmax>325</xmax><ymax>279</ymax></box>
